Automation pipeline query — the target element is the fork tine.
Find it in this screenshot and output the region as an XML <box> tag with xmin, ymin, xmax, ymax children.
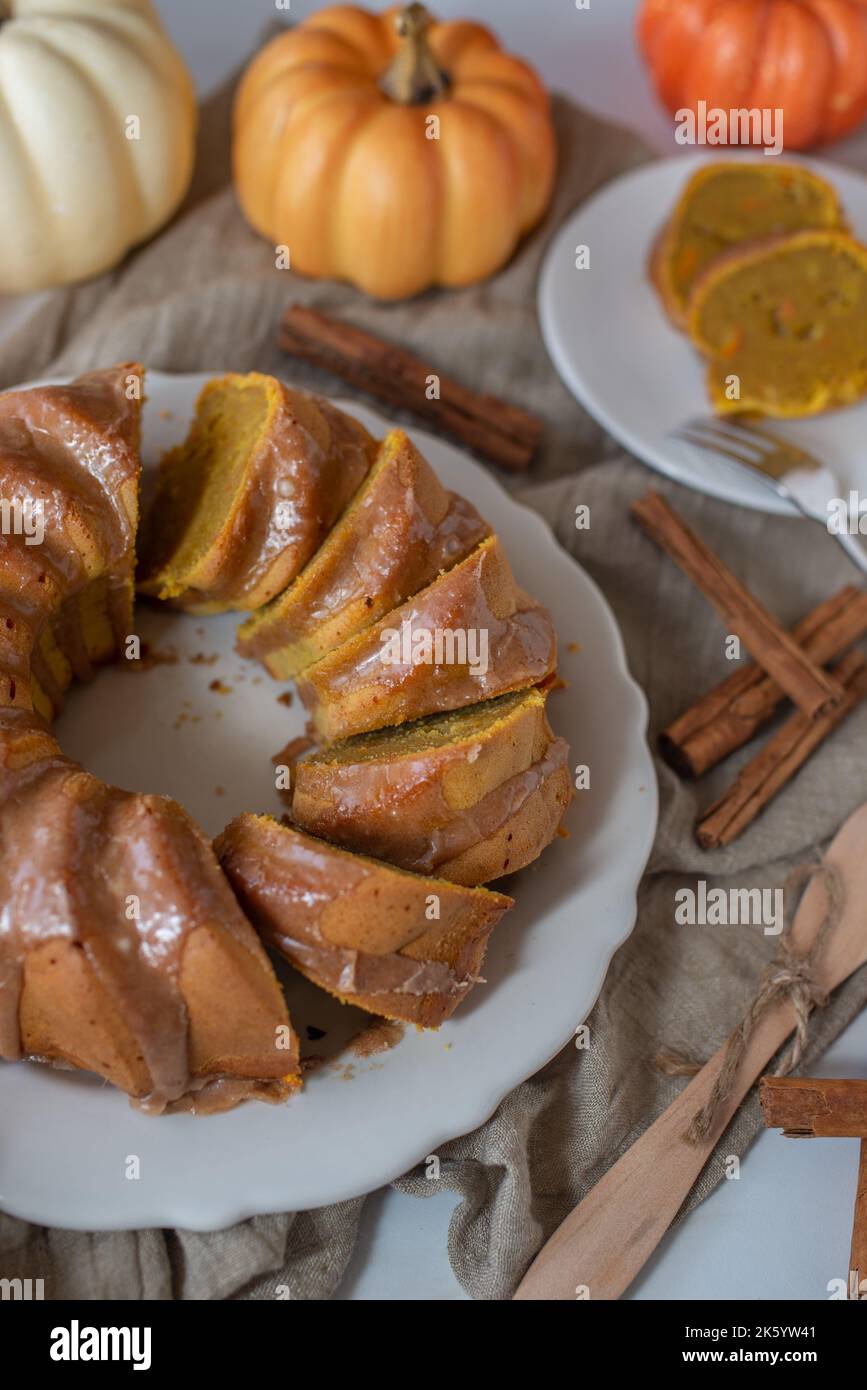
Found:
<box><xmin>671</xmin><ymin>428</ymin><xmax>769</xmax><ymax>469</ymax></box>
<box><xmin>679</xmin><ymin>415</ymin><xmax>819</xmax><ymax>469</ymax></box>
<box><xmin>677</xmin><ymin>416</ymin><xmax>774</xmax><ymax>453</ymax></box>
<box><xmin>671</xmin><ymin>425</ymin><xmax>767</xmax><ymax>466</ymax></box>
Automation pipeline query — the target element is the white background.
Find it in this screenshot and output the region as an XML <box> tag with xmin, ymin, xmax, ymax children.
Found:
<box><xmin>7</xmin><ymin>0</ymin><xmax>867</xmax><ymax>1302</ymax></box>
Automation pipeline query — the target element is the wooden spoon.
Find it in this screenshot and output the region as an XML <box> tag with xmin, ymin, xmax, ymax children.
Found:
<box><xmin>514</xmin><ymin>802</ymin><xmax>867</xmax><ymax>1301</ymax></box>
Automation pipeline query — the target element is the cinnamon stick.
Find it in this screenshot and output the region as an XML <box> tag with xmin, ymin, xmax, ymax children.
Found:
<box><xmin>851</xmin><ymin>1142</ymin><xmax>867</xmax><ymax>1299</ymax></box>
<box><xmin>697</xmin><ymin>650</ymin><xmax>867</xmax><ymax>849</ymax></box>
<box><xmin>660</xmin><ymin>586</ymin><xmax>867</xmax><ymax>777</ymax></box>
<box><xmin>760</xmin><ymin>1077</ymin><xmax>867</xmax><ymax>1138</ymax></box>
<box><xmin>631</xmin><ymin>491</ymin><xmax>845</xmax><ymax>719</ymax></box>
<box><xmin>279</xmin><ymin>304</ymin><xmax>542</xmax><ymax>472</ymax></box>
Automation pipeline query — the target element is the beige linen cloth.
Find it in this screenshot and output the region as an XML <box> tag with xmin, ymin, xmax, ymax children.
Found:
<box><xmin>2</xmin><ymin>79</ymin><xmax>867</xmax><ymax>1302</ymax></box>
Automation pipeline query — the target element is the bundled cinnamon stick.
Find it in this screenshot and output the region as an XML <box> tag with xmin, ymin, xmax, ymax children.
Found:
<box><xmin>279</xmin><ymin>305</ymin><xmax>542</xmax><ymax>472</ymax></box>
<box><xmin>632</xmin><ymin>491</ymin><xmax>845</xmax><ymax>719</ymax></box>
<box><xmin>661</xmin><ymin>586</ymin><xmax>867</xmax><ymax>777</ymax></box>
<box><xmin>697</xmin><ymin>650</ymin><xmax>867</xmax><ymax>849</ymax></box>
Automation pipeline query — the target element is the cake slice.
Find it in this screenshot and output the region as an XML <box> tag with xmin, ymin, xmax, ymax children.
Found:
<box><xmin>138</xmin><ymin>372</ymin><xmax>375</xmax><ymax>613</ymax></box>
<box><xmin>0</xmin><ymin>710</ymin><xmax>300</xmax><ymax>1113</ymax></box>
<box><xmin>651</xmin><ymin>162</ymin><xmax>845</xmax><ymax>328</ymax></box>
<box><xmin>216</xmin><ymin>814</ymin><xmax>513</xmax><ymax>1027</ymax></box>
<box><xmin>289</xmin><ymin>689</ymin><xmax>571</xmax><ymax>885</ymax></box>
<box><xmin>0</xmin><ymin>363</ymin><xmax>143</xmax><ymax>720</ymax></box>
<box><xmin>237</xmin><ymin>429</ymin><xmax>490</xmax><ymax>679</ymax></box>
<box><xmin>295</xmin><ymin>535</ymin><xmax>557</xmax><ymax>743</ymax></box>
<box><xmin>688</xmin><ymin>229</ymin><xmax>867</xmax><ymax>417</ymax></box>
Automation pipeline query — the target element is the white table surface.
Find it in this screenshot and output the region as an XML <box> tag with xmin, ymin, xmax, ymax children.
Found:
<box><xmin>5</xmin><ymin>0</ymin><xmax>867</xmax><ymax>1303</ymax></box>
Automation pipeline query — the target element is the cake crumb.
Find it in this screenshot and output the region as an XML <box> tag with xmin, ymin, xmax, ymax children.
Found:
<box><xmin>124</xmin><ymin>641</ymin><xmax>178</xmax><ymax>671</ymax></box>
<box><xmin>348</xmin><ymin>1018</ymin><xmax>404</xmax><ymax>1058</ymax></box>
<box><xmin>277</xmin><ymin>690</ymin><xmax>294</xmax><ymax>708</ymax></box>
<box><xmin>158</xmin><ymin>408</ymin><xmax>174</xmax><ymax>421</ymax></box>
<box><xmin>567</xmin><ymin>642</ymin><xmax>581</xmax><ymax>653</ymax></box>
<box><xmin>301</xmin><ymin>1055</ymin><xmax>326</xmax><ymax>1075</ymax></box>
<box><xmin>190</xmin><ymin>652</ymin><xmax>219</xmax><ymax>666</ymax></box>
<box><xmin>214</xmin><ymin>786</ymin><xmax>225</xmax><ymax>797</ymax></box>
<box><xmin>209</xmin><ymin>679</ymin><xmax>232</xmax><ymax>695</ymax></box>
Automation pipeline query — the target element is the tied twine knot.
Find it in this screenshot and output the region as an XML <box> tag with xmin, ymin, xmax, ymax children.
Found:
<box><xmin>656</xmin><ymin>862</ymin><xmax>844</xmax><ymax>1146</ymax></box>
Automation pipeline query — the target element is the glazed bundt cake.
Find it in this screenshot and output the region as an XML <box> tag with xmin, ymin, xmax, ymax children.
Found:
<box><xmin>237</xmin><ymin>429</ymin><xmax>490</xmax><ymax>679</ymax></box>
<box><xmin>296</xmin><ymin>535</ymin><xmax>558</xmax><ymax>743</ymax></box>
<box><xmin>138</xmin><ymin>372</ymin><xmax>376</xmax><ymax>612</ymax></box>
<box><xmin>687</xmin><ymin>229</ymin><xmax>867</xmax><ymax>417</ymax></box>
<box><xmin>289</xmin><ymin>688</ymin><xmax>572</xmax><ymax>885</ymax></box>
<box><xmin>0</xmin><ymin>366</ymin><xmax>301</xmax><ymax>1112</ymax></box>
<box><xmin>0</xmin><ymin>709</ymin><xmax>298</xmax><ymax>1113</ymax></box>
<box><xmin>2</xmin><ymin>364</ymin><xmax>569</xmax><ymax>1111</ymax></box>
<box><xmin>0</xmin><ymin>364</ymin><xmax>143</xmax><ymax>721</ymax></box>
<box><xmin>651</xmin><ymin>162</ymin><xmax>845</xmax><ymax>329</ymax></box>
<box><xmin>216</xmin><ymin>815</ymin><xmax>513</xmax><ymax>1028</ymax></box>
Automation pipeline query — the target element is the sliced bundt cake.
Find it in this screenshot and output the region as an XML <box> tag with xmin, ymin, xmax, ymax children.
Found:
<box><xmin>216</xmin><ymin>815</ymin><xmax>513</xmax><ymax>1028</ymax></box>
<box><xmin>0</xmin><ymin>710</ymin><xmax>300</xmax><ymax>1112</ymax></box>
<box><xmin>138</xmin><ymin>372</ymin><xmax>375</xmax><ymax>612</ymax></box>
<box><xmin>651</xmin><ymin>162</ymin><xmax>845</xmax><ymax>329</ymax></box>
<box><xmin>289</xmin><ymin>688</ymin><xmax>571</xmax><ymax>884</ymax></box>
<box><xmin>296</xmin><ymin>535</ymin><xmax>557</xmax><ymax>743</ymax></box>
<box><xmin>237</xmin><ymin>429</ymin><xmax>490</xmax><ymax>679</ymax></box>
<box><xmin>0</xmin><ymin>364</ymin><xmax>143</xmax><ymax>720</ymax></box>
<box><xmin>687</xmin><ymin>228</ymin><xmax>867</xmax><ymax>416</ymax></box>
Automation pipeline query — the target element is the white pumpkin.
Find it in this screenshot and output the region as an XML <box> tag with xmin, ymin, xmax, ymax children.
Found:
<box><xmin>0</xmin><ymin>0</ymin><xmax>197</xmax><ymax>292</ymax></box>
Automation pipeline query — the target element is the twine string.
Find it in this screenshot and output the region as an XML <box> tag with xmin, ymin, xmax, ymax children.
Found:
<box><xmin>655</xmin><ymin>862</ymin><xmax>844</xmax><ymax>1146</ymax></box>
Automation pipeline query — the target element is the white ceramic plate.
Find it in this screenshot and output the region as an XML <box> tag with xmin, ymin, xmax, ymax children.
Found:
<box><xmin>539</xmin><ymin>153</ymin><xmax>867</xmax><ymax>515</ymax></box>
<box><xmin>0</xmin><ymin>373</ymin><xmax>657</xmax><ymax>1232</ymax></box>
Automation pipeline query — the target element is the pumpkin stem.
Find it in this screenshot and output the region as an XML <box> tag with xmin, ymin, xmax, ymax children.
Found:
<box><xmin>380</xmin><ymin>4</ymin><xmax>450</xmax><ymax>105</ymax></box>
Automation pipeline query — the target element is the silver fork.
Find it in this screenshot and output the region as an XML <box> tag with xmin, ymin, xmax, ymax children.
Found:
<box><xmin>669</xmin><ymin>416</ymin><xmax>867</xmax><ymax>578</ymax></box>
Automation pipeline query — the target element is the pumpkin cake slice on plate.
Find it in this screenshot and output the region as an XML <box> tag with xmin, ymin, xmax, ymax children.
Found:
<box><xmin>295</xmin><ymin>534</ymin><xmax>558</xmax><ymax>743</ymax></box>
<box><xmin>138</xmin><ymin>372</ymin><xmax>375</xmax><ymax>612</ymax></box>
<box><xmin>687</xmin><ymin>228</ymin><xmax>867</xmax><ymax>417</ymax></box>
<box><xmin>216</xmin><ymin>814</ymin><xmax>513</xmax><ymax>1028</ymax></box>
<box><xmin>237</xmin><ymin>428</ymin><xmax>490</xmax><ymax>679</ymax></box>
<box><xmin>289</xmin><ymin>688</ymin><xmax>572</xmax><ymax>885</ymax></box>
<box><xmin>651</xmin><ymin>162</ymin><xmax>845</xmax><ymax>329</ymax></box>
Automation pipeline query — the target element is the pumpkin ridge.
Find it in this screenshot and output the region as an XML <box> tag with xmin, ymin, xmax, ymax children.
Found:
<box><xmin>27</xmin><ymin>10</ymin><xmax>193</xmax><ymax>92</ymax></box>
<box><xmin>0</xmin><ymin>43</ymin><xmax>57</xmax><ymax>270</ymax></box>
<box><xmin>280</xmin><ymin>80</ymin><xmax>381</xmax><ymax>135</ymax></box>
<box><xmin>15</xmin><ymin>25</ymin><xmax>150</xmax><ymax>231</ymax></box>
<box><xmin>241</xmin><ymin>64</ymin><xmax>378</xmax><ymax>134</ymax></box>
<box><xmin>801</xmin><ymin>0</ymin><xmax>863</xmax><ymax>145</ymax></box>
<box><xmin>303</xmin><ymin>15</ymin><xmax>388</xmax><ymax>72</ymax></box>
<box><xmin>330</xmin><ymin>99</ymin><xmax>433</xmax><ymax>286</ymax></box>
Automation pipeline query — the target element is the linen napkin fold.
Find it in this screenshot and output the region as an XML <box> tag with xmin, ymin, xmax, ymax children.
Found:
<box><xmin>2</xmin><ymin>75</ymin><xmax>866</xmax><ymax>1301</ymax></box>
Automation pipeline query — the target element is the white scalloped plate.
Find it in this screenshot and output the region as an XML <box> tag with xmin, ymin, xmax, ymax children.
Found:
<box><xmin>0</xmin><ymin>373</ymin><xmax>657</xmax><ymax>1232</ymax></box>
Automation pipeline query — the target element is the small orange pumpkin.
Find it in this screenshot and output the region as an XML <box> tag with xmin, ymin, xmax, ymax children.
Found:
<box><xmin>638</xmin><ymin>0</ymin><xmax>867</xmax><ymax>150</ymax></box>
<box><xmin>233</xmin><ymin>3</ymin><xmax>556</xmax><ymax>300</ymax></box>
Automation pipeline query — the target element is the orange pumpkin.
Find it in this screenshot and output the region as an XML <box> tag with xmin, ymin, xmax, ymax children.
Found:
<box><xmin>233</xmin><ymin>3</ymin><xmax>556</xmax><ymax>300</ymax></box>
<box><xmin>638</xmin><ymin>0</ymin><xmax>867</xmax><ymax>150</ymax></box>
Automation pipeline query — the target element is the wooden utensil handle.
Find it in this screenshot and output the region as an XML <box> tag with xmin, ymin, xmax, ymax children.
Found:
<box><xmin>514</xmin><ymin>803</ymin><xmax>867</xmax><ymax>1302</ymax></box>
<box><xmin>514</xmin><ymin>996</ymin><xmax>799</xmax><ymax>1300</ymax></box>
